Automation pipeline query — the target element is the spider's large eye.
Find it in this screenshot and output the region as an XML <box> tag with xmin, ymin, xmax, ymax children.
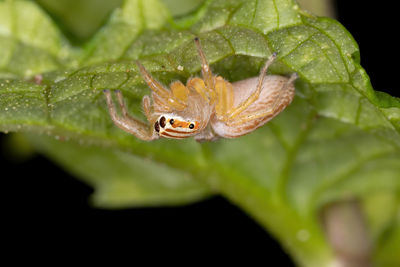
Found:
<box><xmin>159</xmin><ymin>116</ymin><xmax>166</xmax><ymax>128</ymax></box>
<box><xmin>154</xmin><ymin>121</ymin><xmax>160</xmax><ymax>132</ymax></box>
<box><xmin>189</xmin><ymin>123</ymin><xmax>194</xmax><ymax>129</ymax></box>
<box><xmin>169</xmin><ymin>119</ymin><xmax>174</xmax><ymax>125</ymax></box>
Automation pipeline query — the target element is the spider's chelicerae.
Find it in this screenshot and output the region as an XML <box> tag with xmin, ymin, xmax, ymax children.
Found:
<box><xmin>104</xmin><ymin>37</ymin><xmax>297</xmax><ymax>142</ymax></box>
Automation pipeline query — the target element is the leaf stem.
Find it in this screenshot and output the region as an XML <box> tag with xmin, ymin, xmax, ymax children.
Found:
<box><xmin>321</xmin><ymin>199</ymin><xmax>373</xmax><ymax>267</ymax></box>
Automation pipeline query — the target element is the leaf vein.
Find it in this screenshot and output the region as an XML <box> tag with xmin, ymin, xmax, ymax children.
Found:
<box><xmin>308</xmin><ymin>37</ymin><xmax>344</xmax><ymax>81</ymax></box>
<box><xmin>272</xmin><ymin>0</ymin><xmax>280</xmax><ymax>28</ymax></box>
<box><xmin>275</xmin><ymin>110</ymin><xmax>317</xmax><ymax>203</ymax></box>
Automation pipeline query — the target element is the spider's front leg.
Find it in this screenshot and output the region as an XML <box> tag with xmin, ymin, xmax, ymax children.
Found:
<box><xmin>103</xmin><ymin>90</ymin><xmax>158</xmax><ymax>141</ymax></box>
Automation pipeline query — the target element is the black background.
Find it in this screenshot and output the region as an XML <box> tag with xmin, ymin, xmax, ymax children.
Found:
<box><xmin>1</xmin><ymin>2</ymin><xmax>398</xmax><ymax>264</ymax></box>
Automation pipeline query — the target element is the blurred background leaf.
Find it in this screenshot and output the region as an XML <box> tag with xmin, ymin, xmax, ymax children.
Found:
<box><xmin>33</xmin><ymin>0</ymin><xmax>335</xmax><ymax>45</ymax></box>
<box><xmin>34</xmin><ymin>0</ymin><xmax>207</xmax><ymax>43</ymax></box>
<box><xmin>34</xmin><ymin>0</ymin><xmax>123</xmax><ymax>44</ymax></box>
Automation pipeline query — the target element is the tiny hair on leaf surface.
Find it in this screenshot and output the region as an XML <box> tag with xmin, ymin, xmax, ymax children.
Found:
<box><xmin>0</xmin><ymin>0</ymin><xmax>399</xmax><ymax>267</ymax></box>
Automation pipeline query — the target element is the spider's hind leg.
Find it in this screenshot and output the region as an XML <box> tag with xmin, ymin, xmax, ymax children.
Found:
<box><xmin>225</xmin><ymin>73</ymin><xmax>297</xmax><ymax>126</ymax></box>
<box><xmin>224</xmin><ymin>53</ymin><xmax>277</xmax><ymax>120</ymax></box>
<box><xmin>103</xmin><ymin>90</ymin><xmax>158</xmax><ymax>141</ymax></box>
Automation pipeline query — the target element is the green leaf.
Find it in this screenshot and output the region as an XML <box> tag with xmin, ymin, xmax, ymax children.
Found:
<box><xmin>1</xmin><ymin>0</ymin><xmax>400</xmax><ymax>266</ymax></box>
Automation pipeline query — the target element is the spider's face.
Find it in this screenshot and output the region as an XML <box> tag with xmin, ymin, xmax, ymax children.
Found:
<box><xmin>154</xmin><ymin>115</ymin><xmax>200</xmax><ymax>139</ymax></box>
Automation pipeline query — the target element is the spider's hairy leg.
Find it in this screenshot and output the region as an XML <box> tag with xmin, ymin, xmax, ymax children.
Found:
<box><xmin>136</xmin><ymin>61</ymin><xmax>172</xmax><ymax>102</ymax></box>
<box><xmin>170</xmin><ymin>81</ymin><xmax>189</xmax><ymax>109</ymax></box>
<box><xmin>136</xmin><ymin>61</ymin><xmax>186</xmax><ymax>110</ymax></box>
<box><xmin>194</xmin><ymin>37</ymin><xmax>215</xmax><ymax>100</ymax></box>
<box><xmin>187</xmin><ymin>77</ymin><xmax>207</xmax><ymax>100</ymax></box>
<box><xmin>115</xmin><ymin>90</ymin><xmax>133</xmax><ymax>119</ymax></box>
<box><xmin>103</xmin><ymin>90</ymin><xmax>157</xmax><ymax>141</ymax></box>
<box><xmin>116</xmin><ymin>90</ymin><xmax>154</xmax><ymax>122</ymax></box>
<box><xmin>215</xmin><ymin>77</ymin><xmax>234</xmax><ymax>118</ymax></box>
<box><xmin>225</xmin><ymin>53</ymin><xmax>277</xmax><ymax>120</ymax></box>
<box><xmin>226</xmin><ymin>73</ymin><xmax>297</xmax><ymax>126</ymax></box>
<box><xmin>142</xmin><ymin>95</ymin><xmax>153</xmax><ymax>121</ymax></box>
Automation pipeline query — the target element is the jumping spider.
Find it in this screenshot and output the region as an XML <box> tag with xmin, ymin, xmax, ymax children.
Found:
<box><xmin>104</xmin><ymin>37</ymin><xmax>297</xmax><ymax>142</ymax></box>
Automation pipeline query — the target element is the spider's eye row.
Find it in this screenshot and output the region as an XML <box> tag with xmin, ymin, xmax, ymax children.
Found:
<box><xmin>154</xmin><ymin>121</ymin><xmax>160</xmax><ymax>132</ymax></box>
<box><xmin>159</xmin><ymin>116</ymin><xmax>166</xmax><ymax>128</ymax></box>
<box><xmin>189</xmin><ymin>123</ymin><xmax>194</xmax><ymax>129</ymax></box>
<box><xmin>169</xmin><ymin>119</ymin><xmax>174</xmax><ymax>125</ymax></box>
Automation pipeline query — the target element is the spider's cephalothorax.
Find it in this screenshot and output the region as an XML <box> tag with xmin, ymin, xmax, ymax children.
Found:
<box><xmin>155</xmin><ymin>115</ymin><xmax>201</xmax><ymax>139</ymax></box>
<box><xmin>104</xmin><ymin>37</ymin><xmax>297</xmax><ymax>142</ymax></box>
